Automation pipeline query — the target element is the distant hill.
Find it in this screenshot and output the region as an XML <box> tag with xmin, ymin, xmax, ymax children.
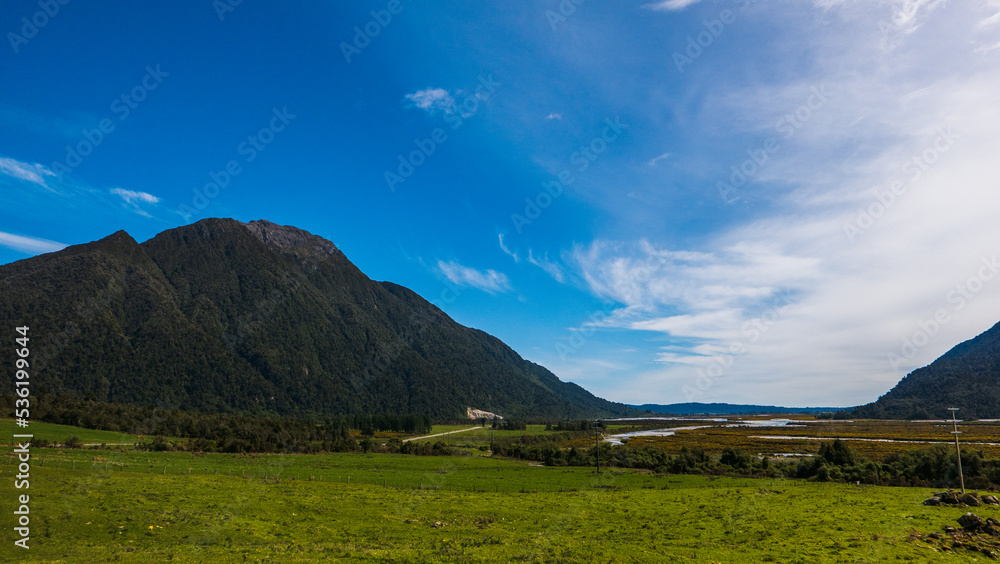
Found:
<box><xmin>632</xmin><ymin>402</ymin><xmax>846</xmax><ymax>415</ymax></box>
<box><xmin>854</xmin><ymin>321</ymin><xmax>1000</xmax><ymax>419</ymax></box>
<box><xmin>0</xmin><ymin>218</ymin><xmax>633</xmax><ymax>420</ymax></box>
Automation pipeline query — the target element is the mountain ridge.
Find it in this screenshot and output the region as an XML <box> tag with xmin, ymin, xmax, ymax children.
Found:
<box><xmin>854</xmin><ymin>320</ymin><xmax>1000</xmax><ymax>419</ymax></box>
<box><xmin>0</xmin><ymin>218</ymin><xmax>632</xmax><ymax>419</ymax></box>
<box><xmin>632</xmin><ymin>402</ymin><xmax>847</xmax><ymax>415</ymax></box>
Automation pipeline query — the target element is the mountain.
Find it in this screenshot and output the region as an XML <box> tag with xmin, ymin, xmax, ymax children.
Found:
<box><xmin>854</xmin><ymin>321</ymin><xmax>1000</xmax><ymax>419</ymax></box>
<box><xmin>632</xmin><ymin>403</ymin><xmax>846</xmax><ymax>415</ymax></box>
<box><xmin>0</xmin><ymin>218</ymin><xmax>632</xmax><ymax>419</ymax></box>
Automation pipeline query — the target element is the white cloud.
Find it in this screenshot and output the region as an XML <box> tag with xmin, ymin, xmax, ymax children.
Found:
<box><xmin>528</xmin><ymin>249</ymin><xmax>565</xmax><ymax>283</ymax></box>
<box><xmin>110</xmin><ymin>188</ymin><xmax>159</xmax><ymax>205</ymax></box>
<box><xmin>647</xmin><ymin>152</ymin><xmax>672</xmax><ymax>167</ymax></box>
<box><xmin>571</xmin><ymin>239</ymin><xmax>782</xmax><ymax>312</ymax></box>
<box><xmin>975</xmin><ymin>41</ymin><xmax>1000</xmax><ymax>54</ymax></box>
<box><xmin>560</xmin><ymin>1</ymin><xmax>1000</xmax><ymax>406</ymax></box>
<box><xmin>404</xmin><ymin>88</ymin><xmax>455</xmax><ymax>113</ymax></box>
<box><xmin>644</xmin><ymin>0</ymin><xmax>704</xmax><ymax>11</ymax></box>
<box><xmin>546</xmin><ymin>113</ymin><xmax>562</xmax><ymax>120</ymax></box>
<box><xmin>498</xmin><ymin>233</ymin><xmax>519</xmax><ymax>262</ymax></box>
<box><xmin>437</xmin><ymin>259</ymin><xmax>512</xmax><ymax>294</ymax></box>
<box><xmin>889</xmin><ymin>0</ymin><xmax>947</xmax><ymax>30</ymax></box>
<box><xmin>0</xmin><ymin>231</ymin><xmax>66</xmax><ymax>255</ymax></box>
<box><xmin>981</xmin><ymin>4</ymin><xmax>1000</xmax><ymax>28</ymax></box>
<box><xmin>0</xmin><ymin>156</ymin><xmax>56</xmax><ymax>189</ymax></box>
<box><xmin>110</xmin><ymin>188</ymin><xmax>160</xmax><ymax>217</ymax></box>
<box><xmin>632</xmin><ymin>310</ymin><xmax>745</xmax><ymax>340</ymax></box>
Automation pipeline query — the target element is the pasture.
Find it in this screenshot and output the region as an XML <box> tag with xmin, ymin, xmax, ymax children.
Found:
<box><xmin>3</xmin><ymin>417</ymin><xmax>999</xmax><ymax>562</ymax></box>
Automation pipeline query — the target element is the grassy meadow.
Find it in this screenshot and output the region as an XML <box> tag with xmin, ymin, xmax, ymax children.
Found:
<box><xmin>3</xmin><ymin>417</ymin><xmax>999</xmax><ymax>562</ymax></box>
<box><xmin>0</xmin><ymin>419</ymin><xmax>142</xmax><ymax>447</ymax></box>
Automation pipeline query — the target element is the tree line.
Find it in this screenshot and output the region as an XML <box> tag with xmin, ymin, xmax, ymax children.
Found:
<box><xmin>0</xmin><ymin>393</ymin><xmax>432</xmax><ymax>454</ymax></box>
<box><xmin>491</xmin><ymin>431</ymin><xmax>1000</xmax><ymax>489</ymax></box>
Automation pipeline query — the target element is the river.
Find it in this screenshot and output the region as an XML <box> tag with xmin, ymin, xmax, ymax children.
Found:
<box><xmin>603</xmin><ymin>418</ymin><xmax>809</xmax><ymax>445</ymax></box>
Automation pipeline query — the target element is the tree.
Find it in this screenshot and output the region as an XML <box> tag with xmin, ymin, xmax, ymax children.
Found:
<box><xmin>720</xmin><ymin>447</ymin><xmax>753</xmax><ymax>470</ymax></box>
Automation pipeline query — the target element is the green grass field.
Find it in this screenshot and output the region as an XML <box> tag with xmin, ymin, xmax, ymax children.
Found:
<box><xmin>4</xmin><ymin>418</ymin><xmax>998</xmax><ymax>562</ymax></box>
<box><xmin>0</xmin><ymin>419</ymin><xmax>142</xmax><ymax>447</ymax></box>
<box><xmin>0</xmin><ymin>444</ymin><xmax>992</xmax><ymax>563</ymax></box>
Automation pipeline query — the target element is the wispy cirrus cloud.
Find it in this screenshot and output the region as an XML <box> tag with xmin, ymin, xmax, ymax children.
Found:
<box><xmin>0</xmin><ymin>154</ymin><xmax>164</xmax><ymax>222</ymax></box>
<box><xmin>404</xmin><ymin>88</ymin><xmax>455</xmax><ymax>114</ymax></box>
<box><xmin>570</xmin><ymin>238</ymin><xmax>806</xmax><ymax>342</ymax></box>
<box><xmin>644</xmin><ymin>0</ymin><xmax>704</xmax><ymax>11</ymax></box>
<box><xmin>888</xmin><ymin>0</ymin><xmax>948</xmax><ymax>31</ymax></box>
<box><xmin>437</xmin><ymin>259</ymin><xmax>512</xmax><ymax>293</ymax></box>
<box><xmin>0</xmin><ymin>156</ymin><xmax>57</xmax><ymax>190</ymax></box>
<box><xmin>110</xmin><ymin>188</ymin><xmax>160</xmax><ymax>217</ymax></box>
<box><xmin>498</xmin><ymin>235</ymin><xmax>567</xmax><ymax>283</ymax></box>
<box><xmin>0</xmin><ymin>231</ymin><xmax>67</xmax><ymax>255</ymax></box>
<box><xmin>498</xmin><ymin>232</ymin><xmax>519</xmax><ymax>262</ymax></box>
<box><xmin>980</xmin><ymin>1</ymin><xmax>1000</xmax><ymax>27</ymax></box>
<box><xmin>528</xmin><ymin>249</ymin><xmax>566</xmax><ymax>283</ymax></box>
<box><xmin>647</xmin><ymin>152</ymin><xmax>672</xmax><ymax>167</ymax></box>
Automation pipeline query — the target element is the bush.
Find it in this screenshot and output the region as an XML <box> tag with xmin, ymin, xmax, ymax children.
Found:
<box><xmin>150</xmin><ymin>435</ymin><xmax>171</xmax><ymax>452</ymax></box>
<box><xmin>720</xmin><ymin>447</ymin><xmax>753</xmax><ymax>470</ymax></box>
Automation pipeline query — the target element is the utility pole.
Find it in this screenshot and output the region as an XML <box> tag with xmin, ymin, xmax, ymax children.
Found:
<box><xmin>948</xmin><ymin>407</ymin><xmax>965</xmax><ymax>494</ymax></box>
<box><xmin>595</xmin><ymin>420</ymin><xmax>601</xmax><ymax>475</ymax></box>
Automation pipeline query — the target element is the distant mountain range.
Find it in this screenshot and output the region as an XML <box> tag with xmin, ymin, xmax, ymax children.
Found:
<box><xmin>854</xmin><ymin>321</ymin><xmax>1000</xmax><ymax>419</ymax></box>
<box><xmin>632</xmin><ymin>403</ymin><xmax>846</xmax><ymax>415</ymax></box>
<box><xmin>641</xmin><ymin>320</ymin><xmax>1000</xmax><ymax>420</ymax></box>
<box><xmin>0</xmin><ymin>218</ymin><xmax>634</xmax><ymax>420</ymax></box>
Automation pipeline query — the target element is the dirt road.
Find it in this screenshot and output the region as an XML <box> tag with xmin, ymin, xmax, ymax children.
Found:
<box><xmin>402</xmin><ymin>426</ymin><xmax>482</xmax><ymax>442</ymax></box>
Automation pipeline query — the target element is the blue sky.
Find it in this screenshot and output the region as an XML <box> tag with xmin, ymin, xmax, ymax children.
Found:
<box><xmin>3</xmin><ymin>0</ymin><xmax>1000</xmax><ymax>407</ymax></box>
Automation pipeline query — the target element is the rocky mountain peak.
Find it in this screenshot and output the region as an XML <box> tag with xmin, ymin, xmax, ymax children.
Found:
<box><xmin>243</xmin><ymin>219</ymin><xmax>340</xmax><ymax>260</ymax></box>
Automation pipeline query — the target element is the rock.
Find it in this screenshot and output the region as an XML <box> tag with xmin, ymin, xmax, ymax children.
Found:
<box><xmin>959</xmin><ymin>512</ymin><xmax>984</xmax><ymax>530</ymax></box>
<box><xmin>938</xmin><ymin>491</ymin><xmax>961</xmax><ymax>504</ymax></box>
<box><xmin>944</xmin><ymin>526</ymin><xmax>957</xmax><ymax>533</ymax></box>
<box><xmin>432</xmin><ymin>521</ymin><xmax>443</xmax><ymax>528</ymax></box>
<box><xmin>963</xmin><ymin>493</ymin><xmax>982</xmax><ymax>506</ymax></box>
<box><xmin>924</xmin><ymin>497</ymin><xmax>941</xmax><ymax>506</ymax></box>
<box><xmin>983</xmin><ymin>495</ymin><xmax>1000</xmax><ymax>505</ymax></box>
